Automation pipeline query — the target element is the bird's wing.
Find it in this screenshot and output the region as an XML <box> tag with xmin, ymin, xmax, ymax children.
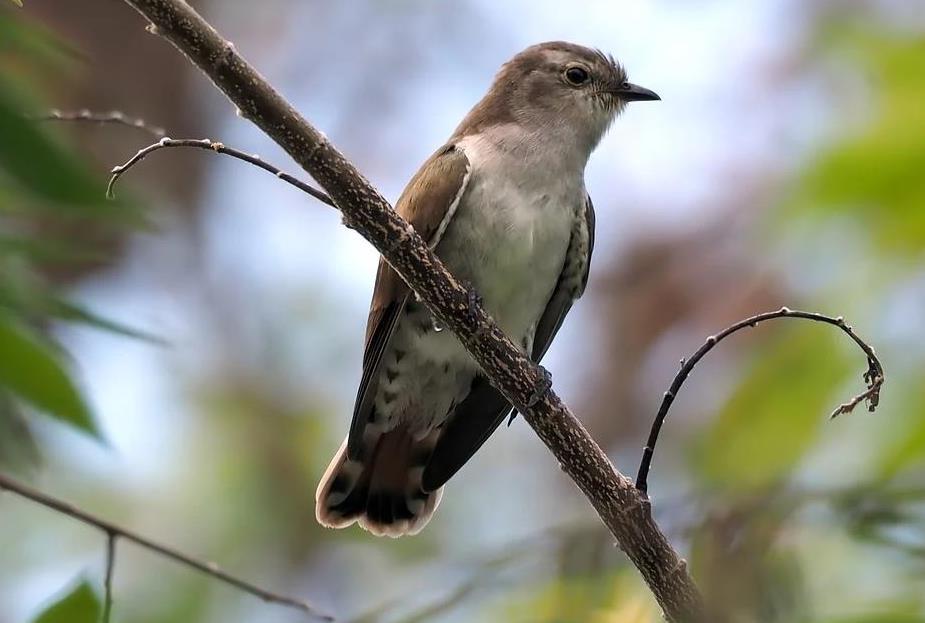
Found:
<box><xmin>530</xmin><ymin>194</ymin><xmax>595</xmax><ymax>361</ymax></box>
<box><xmin>421</xmin><ymin>195</ymin><xmax>596</xmax><ymax>491</ymax></box>
<box><xmin>346</xmin><ymin>144</ymin><xmax>472</xmax><ymax>460</ymax></box>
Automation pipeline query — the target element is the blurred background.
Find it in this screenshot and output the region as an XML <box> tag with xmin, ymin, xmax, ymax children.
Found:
<box><xmin>1</xmin><ymin>0</ymin><xmax>924</xmax><ymax>621</ymax></box>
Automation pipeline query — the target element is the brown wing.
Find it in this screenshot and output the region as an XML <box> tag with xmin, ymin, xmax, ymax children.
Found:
<box><xmin>422</xmin><ymin>195</ymin><xmax>596</xmax><ymax>491</ymax></box>
<box><xmin>346</xmin><ymin>144</ymin><xmax>472</xmax><ymax>459</ymax></box>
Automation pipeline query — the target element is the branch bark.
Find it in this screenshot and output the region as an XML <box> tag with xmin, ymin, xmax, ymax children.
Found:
<box><xmin>122</xmin><ymin>1</ymin><xmax>706</xmax><ymax>619</ymax></box>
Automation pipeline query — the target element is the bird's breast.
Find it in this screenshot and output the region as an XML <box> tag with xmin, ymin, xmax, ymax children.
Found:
<box><xmin>436</xmin><ymin>138</ymin><xmax>584</xmax><ymax>346</ymax></box>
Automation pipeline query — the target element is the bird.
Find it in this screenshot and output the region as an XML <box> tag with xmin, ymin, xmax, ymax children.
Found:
<box><xmin>315</xmin><ymin>41</ymin><xmax>659</xmax><ymax>537</ymax></box>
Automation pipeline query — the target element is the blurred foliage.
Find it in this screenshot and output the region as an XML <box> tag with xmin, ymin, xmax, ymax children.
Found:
<box><xmin>692</xmin><ymin>325</ymin><xmax>851</xmax><ymax>490</ymax></box>
<box><xmin>0</xmin><ymin>82</ymin><xmax>110</xmax><ymax>208</ymax></box>
<box><xmin>0</xmin><ymin>7</ymin><xmax>148</xmax><ymax>463</ymax></box>
<box><xmin>794</xmin><ymin>31</ymin><xmax>925</xmax><ymax>255</ymax></box>
<box><xmin>491</xmin><ymin>571</ymin><xmax>660</xmax><ymax>623</ymax></box>
<box><xmin>0</xmin><ymin>312</ymin><xmax>99</xmax><ymax>437</ymax></box>
<box><xmin>30</xmin><ymin>580</ymin><xmax>102</xmax><ymax>623</ymax></box>
<box><xmin>0</xmin><ymin>11</ymin><xmax>156</xmax><ymax>619</ymax></box>
<box><xmin>681</xmin><ymin>21</ymin><xmax>925</xmax><ymax>623</ymax></box>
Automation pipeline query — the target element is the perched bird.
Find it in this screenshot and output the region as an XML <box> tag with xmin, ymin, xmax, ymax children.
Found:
<box><xmin>316</xmin><ymin>41</ymin><xmax>659</xmax><ymax>537</ymax></box>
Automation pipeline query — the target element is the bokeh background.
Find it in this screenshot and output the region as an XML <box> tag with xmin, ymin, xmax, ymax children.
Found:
<box><xmin>1</xmin><ymin>1</ymin><xmax>924</xmax><ymax>622</ymax></box>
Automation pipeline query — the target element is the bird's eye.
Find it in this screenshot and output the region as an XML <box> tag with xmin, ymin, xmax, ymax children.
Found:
<box><xmin>565</xmin><ymin>66</ymin><xmax>589</xmax><ymax>86</ymax></box>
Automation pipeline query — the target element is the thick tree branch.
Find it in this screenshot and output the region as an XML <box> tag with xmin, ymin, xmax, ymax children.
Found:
<box><xmin>635</xmin><ymin>308</ymin><xmax>884</xmax><ymax>493</ymax></box>
<box><xmin>0</xmin><ymin>473</ymin><xmax>332</xmax><ymax>621</ymax></box>
<box><xmin>121</xmin><ymin>1</ymin><xmax>707</xmax><ymax>619</ymax></box>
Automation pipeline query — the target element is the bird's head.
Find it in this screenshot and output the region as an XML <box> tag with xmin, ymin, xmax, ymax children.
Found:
<box><xmin>459</xmin><ymin>41</ymin><xmax>659</xmax><ymax>155</ymax></box>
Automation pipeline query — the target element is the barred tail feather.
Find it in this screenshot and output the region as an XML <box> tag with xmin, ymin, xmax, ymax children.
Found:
<box><xmin>315</xmin><ymin>427</ymin><xmax>442</xmax><ymax>538</ymax></box>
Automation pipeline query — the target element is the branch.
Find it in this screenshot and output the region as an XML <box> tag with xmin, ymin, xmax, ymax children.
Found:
<box><xmin>33</xmin><ymin>112</ymin><xmax>337</xmax><ymax>212</ymax></box>
<box><xmin>121</xmin><ymin>1</ymin><xmax>707</xmax><ymax>619</ymax></box>
<box><xmin>102</xmin><ymin>532</ymin><xmax>116</xmax><ymax>623</ymax></box>
<box><xmin>106</xmin><ymin>136</ymin><xmax>334</xmax><ymax>208</ymax></box>
<box><xmin>31</xmin><ymin>109</ymin><xmax>167</xmax><ymax>138</ymax></box>
<box><xmin>635</xmin><ymin>308</ymin><xmax>885</xmax><ymax>493</ymax></box>
<box><xmin>0</xmin><ymin>473</ymin><xmax>333</xmax><ymax>621</ymax></box>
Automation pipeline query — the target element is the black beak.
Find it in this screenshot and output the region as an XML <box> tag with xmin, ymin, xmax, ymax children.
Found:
<box><xmin>615</xmin><ymin>82</ymin><xmax>660</xmax><ymax>102</ymax></box>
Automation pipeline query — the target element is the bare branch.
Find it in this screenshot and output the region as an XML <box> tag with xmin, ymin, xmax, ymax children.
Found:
<box><xmin>119</xmin><ymin>1</ymin><xmax>709</xmax><ymax>619</ymax></box>
<box><xmin>102</xmin><ymin>532</ymin><xmax>116</xmax><ymax>623</ymax></box>
<box><xmin>106</xmin><ymin>137</ymin><xmax>334</xmax><ymax>208</ymax></box>
<box><xmin>635</xmin><ymin>307</ymin><xmax>885</xmax><ymax>493</ymax></box>
<box><xmin>31</xmin><ymin>109</ymin><xmax>167</xmax><ymax>138</ymax></box>
<box><xmin>0</xmin><ymin>473</ymin><xmax>333</xmax><ymax>621</ymax></box>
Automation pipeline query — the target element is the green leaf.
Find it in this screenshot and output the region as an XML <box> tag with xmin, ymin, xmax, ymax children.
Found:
<box><xmin>32</xmin><ymin>580</ymin><xmax>102</xmax><ymax>623</ymax></box>
<box><xmin>0</xmin><ymin>388</ymin><xmax>40</xmax><ymax>471</ymax></box>
<box><xmin>692</xmin><ymin>325</ymin><xmax>851</xmax><ymax>489</ymax></box>
<box><xmin>0</xmin><ymin>275</ymin><xmax>166</xmax><ymax>345</ymax></box>
<box><xmin>48</xmin><ymin>297</ymin><xmax>167</xmax><ymax>345</ymax></box>
<box><xmin>0</xmin><ymin>311</ymin><xmax>99</xmax><ymax>438</ymax></box>
<box><xmin>8</xmin><ymin>0</ymin><xmax>24</xmax><ymax>7</ymax></box>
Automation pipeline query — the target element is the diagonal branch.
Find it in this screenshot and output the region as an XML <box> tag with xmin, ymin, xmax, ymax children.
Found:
<box><xmin>0</xmin><ymin>473</ymin><xmax>333</xmax><ymax>621</ymax></box>
<box><xmin>119</xmin><ymin>1</ymin><xmax>707</xmax><ymax>620</ymax></box>
<box><xmin>635</xmin><ymin>307</ymin><xmax>885</xmax><ymax>493</ymax></box>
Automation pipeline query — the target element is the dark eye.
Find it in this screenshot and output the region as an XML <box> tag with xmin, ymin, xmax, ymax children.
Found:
<box><xmin>565</xmin><ymin>66</ymin><xmax>589</xmax><ymax>86</ymax></box>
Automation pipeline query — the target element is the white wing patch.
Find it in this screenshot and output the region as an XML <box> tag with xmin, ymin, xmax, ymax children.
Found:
<box><xmin>428</xmin><ymin>158</ymin><xmax>471</xmax><ymax>249</ymax></box>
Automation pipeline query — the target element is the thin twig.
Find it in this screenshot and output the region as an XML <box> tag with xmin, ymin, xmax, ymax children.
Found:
<box><xmin>102</xmin><ymin>533</ymin><xmax>116</xmax><ymax>623</ymax></box>
<box><xmin>107</xmin><ymin>137</ymin><xmax>335</xmax><ymax>208</ymax></box>
<box><xmin>31</xmin><ymin>109</ymin><xmax>167</xmax><ymax>139</ymax></box>
<box><xmin>635</xmin><ymin>307</ymin><xmax>885</xmax><ymax>493</ymax></box>
<box><xmin>0</xmin><ymin>473</ymin><xmax>334</xmax><ymax>621</ymax></box>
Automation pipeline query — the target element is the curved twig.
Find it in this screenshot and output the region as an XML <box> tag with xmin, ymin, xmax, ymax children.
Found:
<box><xmin>635</xmin><ymin>307</ymin><xmax>885</xmax><ymax>493</ymax></box>
<box><xmin>107</xmin><ymin>137</ymin><xmax>335</xmax><ymax>208</ymax></box>
<box><xmin>0</xmin><ymin>473</ymin><xmax>333</xmax><ymax>621</ymax></box>
<box><xmin>31</xmin><ymin>109</ymin><xmax>167</xmax><ymax>138</ymax></box>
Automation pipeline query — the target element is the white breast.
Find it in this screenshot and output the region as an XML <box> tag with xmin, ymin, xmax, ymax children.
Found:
<box><xmin>374</xmin><ymin>131</ymin><xmax>587</xmax><ymax>432</ymax></box>
<box><xmin>439</xmin><ymin>134</ymin><xmax>584</xmax><ymax>347</ymax></box>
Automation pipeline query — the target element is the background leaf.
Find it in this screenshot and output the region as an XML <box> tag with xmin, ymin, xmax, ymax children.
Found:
<box><xmin>692</xmin><ymin>326</ymin><xmax>851</xmax><ymax>489</ymax></box>
<box><xmin>0</xmin><ymin>312</ymin><xmax>99</xmax><ymax>437</ymax></box>
<box><xmin>31</xmin><ymin>580</ymin><xmax>102</xmax><ymax>623</ymax></box>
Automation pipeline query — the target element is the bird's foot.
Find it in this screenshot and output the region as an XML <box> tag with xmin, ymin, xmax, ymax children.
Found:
<box><xmin>527</xmin><ymin>365</ymin><xmax>553</xmax><ymax>408</ymax></box>
<box><xmin>460</xmin><ymin>281</ymin><xmax>486</xmax><ymax>332</ymax></box>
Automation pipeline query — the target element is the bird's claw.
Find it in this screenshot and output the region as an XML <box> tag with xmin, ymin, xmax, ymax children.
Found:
<box><xmin>460</xmin><ymin>281</ymin><xmax>487</xmax><ymax>331</ymax></box>
<box><xmin>527</xmin><ymin>365</ymin><xmax>553</xmax><ymax>408</ymax></box>
<box><xmin>464</xmin><ymin>283</ymin><xmax>483</xmax><ymax>322</ymax></box>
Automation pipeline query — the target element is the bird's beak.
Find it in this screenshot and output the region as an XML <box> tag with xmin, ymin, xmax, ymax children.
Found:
<box><xmin>614</xmin><ymin>82</ymin><xmax>660</xmax><ymax>102</ymax></box>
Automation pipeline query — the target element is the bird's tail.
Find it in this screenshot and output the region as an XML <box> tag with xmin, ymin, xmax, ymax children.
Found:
<box><xmin>315</xmin><ymin>426</ymin><xmax>443</xmax><ymax>537</ymax></box>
